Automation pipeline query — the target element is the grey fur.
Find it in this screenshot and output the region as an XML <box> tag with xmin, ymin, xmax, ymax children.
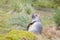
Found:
<box><xmin>28</xmin><ymin>14</ymin><xmax>43</xmax><ymax>34</ymax></box>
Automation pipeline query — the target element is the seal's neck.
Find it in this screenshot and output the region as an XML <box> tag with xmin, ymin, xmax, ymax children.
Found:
<box><xmin>32</xmin><ymin>18</ymin><xmax>41</xmax><ymax>22</ymax></box>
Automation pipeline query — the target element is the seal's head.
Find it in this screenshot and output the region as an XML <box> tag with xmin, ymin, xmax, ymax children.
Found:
<box><xmin>32</xmin><ymin>14</ymin><xmax>41</xmax><ymax>22</ymax></box>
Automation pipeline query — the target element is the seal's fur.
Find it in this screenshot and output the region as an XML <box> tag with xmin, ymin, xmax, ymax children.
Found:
<box><xmin>27</xmin><ymin>14</ymin><xmax>43</xmax><ymax>34</ymax></box>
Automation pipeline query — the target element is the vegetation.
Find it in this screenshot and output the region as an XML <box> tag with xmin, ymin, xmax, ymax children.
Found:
<box><xmin>32</xmin><ymin>0</ymin><xmax>53</xmax><ymax>8</ymax></box>
<box><xmin>6</xmin><ymin>30</ymin><xmax>36</xmax><ymax>40</ymax></box>
<box><xmin>0</xmin><ymin>0</ymin><xmax>60</xmax><ymax>40</ymax></box>
<box><xmin>53</xmin><ymin>0</ymin><xmax>60</xmax><ymax>8</ymax></box>
<box><xmin>0</xmin><ymin>13</ymin><xmax>31</xmax><ymax>31</ymax></box>
<box><xmin>0</xmin><ymin>30</ymin><xmax>36</xmax><ymax>40</ymax></box>
<box><xmin>54</xmin><ymin>9</ymin><xmax>60</xmax><ymax>29</ymax></box>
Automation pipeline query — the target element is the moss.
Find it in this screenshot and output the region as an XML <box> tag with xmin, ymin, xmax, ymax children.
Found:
<box><xmin>0</xmin><ymin>34</ymin><xmax>9</xmax><ymax>40</ymax></box>
<box><xmin>6</xmin><ymin>30</ymin><xmax>36</xmax><ymax>40</ymax></box>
